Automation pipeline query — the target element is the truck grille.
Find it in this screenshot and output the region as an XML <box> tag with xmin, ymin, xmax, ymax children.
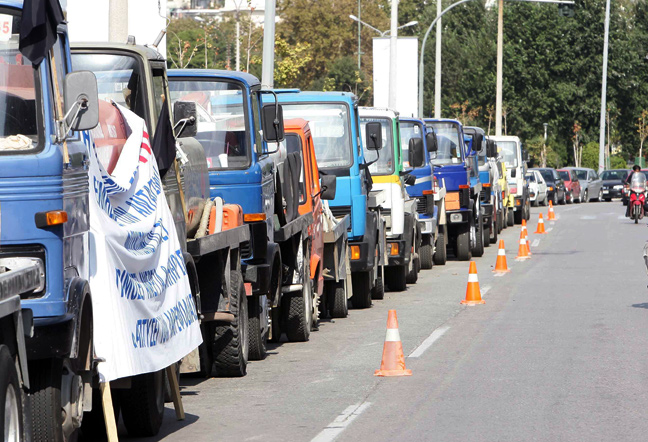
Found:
<box><xmin>240</xmin><ymin>240</ymin><xmax>252</xmax><ymax>259</ymax></box>
<box><xmin>480</xmin><ymin>188</ymin><xmax>490</xmax><ymax>203</ymax></box>
<box><xmin>416</xmin><ymin>198</ymin><xmax>428</xmax><ymax>214</ymax></box>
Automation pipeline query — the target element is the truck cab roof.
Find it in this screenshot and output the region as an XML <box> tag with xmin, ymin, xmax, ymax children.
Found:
<box><xmin>168</xmin><ymin>69</ymin><xmax>261</xmax><ymax>90</ymax></box>
<box><xmin>71</xmin><ymin>42</ymin><xmax>165</xmax><ymax>62</ymax></box>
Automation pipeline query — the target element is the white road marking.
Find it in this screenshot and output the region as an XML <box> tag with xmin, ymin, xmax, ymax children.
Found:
<box><xmin>494</xmin><ymin>272</ymin><xmax>505</xmax><ymax>278</ymax></box>
<box><xmin>408</xmin><ymin>326</ymin><xmax>450</xmax><ymax>358</ymax></box>
<box><xmin>546</xmin><ymin>227</ymin><xmax>553</xmax><ymax>232</ymax></box>
<box><xmin>580</xmin><ymin>215</ymin><xmax>597</xmax><ymax>220</ymax></box>
<box><xmin>481</xmin><ymin>286</ymin><xmax>491</xmax><ymax>297</ymax></box>
<box><xmin>310</xmin><ymin>402</ymin><xmax>372</xmax><ymax>442</ymax></box>
<box><xmin>532</xmin><ymin>239</ymin><xmax>540</xmax><ymax>247</ymax></box>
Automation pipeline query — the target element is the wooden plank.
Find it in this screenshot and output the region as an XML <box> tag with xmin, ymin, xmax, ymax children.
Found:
<box><xmin>166</xmin><ymin>365</ymin><xmax>185</xmax><ymax>420</ymax></box>
<box><xmin>100</xmin><ymin>382</ymin><xmax>119</xmax><ymax>442</ymax></box>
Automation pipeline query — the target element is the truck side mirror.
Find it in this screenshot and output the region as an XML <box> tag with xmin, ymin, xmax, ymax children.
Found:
<box><xmin>409</xmin><ymin>137</ymin><xmax>425</xmax><ymax>168</ymax></box>
<box><xmin>487</xmin><ymin>140</ymin><xmax>497</xmax><ymax>158</ymax></box>
<box><xmin>472</xmin><ymin>132</ymin><xmax>483</xmax><ymax>154</ymax></box>
<box><xmin>365</xmin><ymin>122</ymin><xmax>382</xmax><ymax>150</ymax></box>
<box><xmin>261</xmin><ymin>103</ymin><xmax>285</xmax><ymax>142</ymax></box>
<box><xmin>522</xmin><ymin>149</ymin><xmax>530</xmax><ymax>162</ymax></box>
<box><xmin>173</xmin><ymin>101</ymin><xmax>198</xmax><ymax>138</ymax></box>
<box><xmin>425</xmin><ymin>132</ymin><xmax>438</xmax><ymax>152</ymax></box>
<box><xmin>320</xmin><ymin>175</ymin><xmax>337</xmax><ymax>200</ymax></box>
<box><xmin>64</xmin><ymin>71</ymin><xmax>99</xmax><ymax>131</ymax></box>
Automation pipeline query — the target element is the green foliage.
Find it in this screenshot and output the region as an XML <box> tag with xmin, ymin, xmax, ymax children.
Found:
<box><xmin>581</xmin><ymin>142</ymin><xmax>600</xmax><ymax>170</ymax></box>
<box><xmin>610</xmin><ymin>155</ymin><xmax>627</xmax><ymax>169</ymax></box>
<box><xmin>313</xmin><ymin>56</ymin><xmax>372</xmax><ymax>103</ymax></box>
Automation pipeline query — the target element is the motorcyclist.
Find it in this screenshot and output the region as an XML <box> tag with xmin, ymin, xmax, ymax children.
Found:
<box><xmin>626</xmin><ymin>165</ymin><xmax>646</xmax><ymax>217</ymax></box>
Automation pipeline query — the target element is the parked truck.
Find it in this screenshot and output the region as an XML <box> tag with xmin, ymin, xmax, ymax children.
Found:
<box><xmin>359</xmin><ymin>108</ymin><xmax>422</xmax><ymax>290</ymax></box>
<box><xmin>490</xmin><ymin>135</ymin><xmax>530</xmax><ymax>224</ymax></box>
<box><xmin>276</xmin><ymin>91</ymin><xmax>386</xmax><ymax>308</ymax></box>
<box><xmin>424</xmin><ymin>119</ymin><xmax>484</xmax><ymax>261</ymax></box>
<box><xmin>399</xmin><ymin>117</ymin><xmax>444</xmax><ymax>268</ymax></box>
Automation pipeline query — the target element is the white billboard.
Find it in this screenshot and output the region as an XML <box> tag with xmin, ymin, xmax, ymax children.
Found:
<box><xmin>373</xmin><ymin>37</ymin><xmax>418</xmax><ymax>118</ymax></box>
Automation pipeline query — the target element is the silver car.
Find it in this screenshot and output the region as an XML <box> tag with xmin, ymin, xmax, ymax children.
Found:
<box><xmin>563</xmin><ymin>167</ymin><xmax>603</xmax><ymax>202</ymax></box>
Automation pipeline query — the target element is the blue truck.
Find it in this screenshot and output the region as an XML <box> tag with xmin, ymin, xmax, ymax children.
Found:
<box><xmin>424</xmin><ymin>119</ymin><xmax>483</xmax><ymax>261</ymax></box>
<box><xmin>399</xmin><ymin>117</ymin><xmax>444</xmax><ymax>268</ymax></box>
<box><xmin>275</xmin><ymin>91</ymin><xmax>386</xmax><ymax>307</ymax></box>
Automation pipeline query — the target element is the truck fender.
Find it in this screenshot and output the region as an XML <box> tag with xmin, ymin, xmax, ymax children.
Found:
<box><xmin>67</xmin><ymin>278</ymin><xmax>93</xmax><ymax>370</ymax></box>
<box><xmin>266</xmin><ymin>242</ymin><xmax>282</xmax><ymax>307</ymax></box>
<box><xmin>309</xmin><ymin>253</ymin><xmax>321</xmax><ymax>281</ymax></box>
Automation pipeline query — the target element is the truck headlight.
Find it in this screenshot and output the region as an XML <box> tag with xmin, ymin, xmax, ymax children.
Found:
<box><xmin>450</xmin><ymin>213</ymin><xmax>463</xmax><ymax>223</ymax></box>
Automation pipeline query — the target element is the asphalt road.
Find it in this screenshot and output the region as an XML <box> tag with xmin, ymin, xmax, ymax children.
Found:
<box><xmin>121</xmin><ymin>200</ymin><xmax>648</xmax><ymax>442</ymax></box>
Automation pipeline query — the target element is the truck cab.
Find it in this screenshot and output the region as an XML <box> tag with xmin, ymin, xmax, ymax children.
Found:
<box><xmin>359</xmin><ymin>107</ymin><xmax>421</xmax><ymax>290</ymax></box>
<box><xmin>490</xmin><ymin>135</ymin><xmax>530</xmax><ymax>224</ymax></box>
<box><xmin>424</xmin><ymin>118</ymin><xmax>483</xmax><ymax>260</ymax></box>
<box><xmin>399</xmin><ymin>117</ymin><xmax>444</xmax><ymax>269</ymax></box>
<box><xmin>275</xmin><ymin>91</ymin><xmax>385</xmax><ymax>309</ymax></box>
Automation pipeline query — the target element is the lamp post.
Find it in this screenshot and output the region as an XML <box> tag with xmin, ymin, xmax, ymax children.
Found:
<box><xmin>542</xmin><ymin>122</ymin><xmax>548</xmax><ymax>167</ymax></box>
<box><xmin>598</xmin><ymin>0</ymin><xmax>611</xmax><ymax>173</ymax></box>
<box><xmin>349</xmin><ymin>15</ymin><xmax>418</xmax><ymax>38</ymax></box>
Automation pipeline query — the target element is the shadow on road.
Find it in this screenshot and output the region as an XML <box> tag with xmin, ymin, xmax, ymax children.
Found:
<box><xmin>631</xmin><ymin>302</ymin><xmax>648</xmax><ymax>309</ymax></box>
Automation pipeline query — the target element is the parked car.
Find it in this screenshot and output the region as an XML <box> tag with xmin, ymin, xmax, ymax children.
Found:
<box><xmin>601</xmin><ymin>169</ymin><xmax>630</xmax><ymax>202</ymax></box>
<box><xmin>526</xmin><ymin>170</ymin><xmax>548</xmax><ymax>206</ymax></box>
<box><xmin>557</xmin><ymin>169</ymin><xmax>582</xmax><ymax>203</ymax></box>
<box><xmin>531</xmin><ymin>168</ymin><xmax>567</xmax><ymax>205</ymax></box>
<box><xmin>563</xmin><ymin>167</ymin><xmax>603</xmax><ymax>202</ymax></box>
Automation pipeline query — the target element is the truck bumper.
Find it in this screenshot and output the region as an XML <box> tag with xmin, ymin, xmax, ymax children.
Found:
<box><xmin>243</xmin><ymin>263</ymin><xmax>271</xmax><ymax>295</ymax></box>
<box><xmin>418</xmin><ymin>217</ymin><xmax>436</xmax><ymax>235</ymax></box>
<box><xmin>445</xmin><ymin>209</ymin><xmax>471</xmax><ymax>224</ymax></box>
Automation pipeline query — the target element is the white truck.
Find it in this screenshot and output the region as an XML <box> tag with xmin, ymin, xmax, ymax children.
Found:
<box><xmin>490</xmin><ymin>135</ymin><xmax>530</xmax><ymax>225</ymax></box>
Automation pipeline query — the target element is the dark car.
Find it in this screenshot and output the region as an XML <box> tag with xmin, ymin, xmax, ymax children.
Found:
<box><xmin>530</xmin><ymin>168</ymin><xmax>567</xmax><ymax>205</ymax></box>
<box><xmin>600</xmin><ymin>169</ymin><xmax>630</xmax><ymax>202</ymax></box>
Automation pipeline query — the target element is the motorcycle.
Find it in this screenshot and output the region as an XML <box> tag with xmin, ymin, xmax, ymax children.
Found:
<box><xmin>628</xmin><ymin>173</ymin><xmax>647</xmax><ymax>224</ymax></box>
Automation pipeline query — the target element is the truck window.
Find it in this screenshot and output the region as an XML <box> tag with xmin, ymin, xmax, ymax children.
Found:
<box><xmin>72</xmin><ymin>53</ymin><xmax>148</xmax><ymax>124</ymax></box>
<box><xmin>151</xmin><ymin>68</ymin><xmax>166</xmax><ymax>124</ymax></box>
<box><xmin>497</xmin><ymin>140</ymin><xmax>518</xmax><ymax>168</ymax></box>
<box><xmin>399</xmin><ymin>121</ymin><xmax>423</xmax><ymax>168</ymax></box>
<box><xmin>360</xmin><ymin>116</ymin><xmax>394</xmax><ymax>176</ymax></box>
<box><xmin>0</xmin><ymin>12</ymin><xmax>40</xmax><ymax>153</ymax></box>
<box><xmin>284</xmin><ymin>133</ymin><xmax>306</xmax><ymax>204</ymax></box>
<box><xmin>282</xmin><ymin>103</ymin><xmax>353</xmax><ymax>170</ymax></box>
<box><xmin>425</xmin><ymin>122</ymin><xmax>462</xmax><ymax>166</ymax></box>
<box><xmin>168</xmin><ymin>79</ymin><xmax>250</xmax><ymax>170</ymax></box>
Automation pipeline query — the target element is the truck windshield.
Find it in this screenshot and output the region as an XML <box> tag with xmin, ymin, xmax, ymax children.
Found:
<box><xmin>399</xmin><ymin>121</ymin><xmax>423</xmax><ymax>168</ymax></box>
<box><xmin>168</xmin><ymin>79</ymin><xmax>250</xmax><ymax>170</ymax></box>
<box><xmin>282</xmin><ymin>103</ymin><xmax>353</xmax><ymax>169</ymax></box>
<box><xmin>497</xmin><ymin>140</ymin><xmax>518</xmax><ymax>168</ymax></box>
<box><xmin>425</xmin><ymin>122</ymin><xmax>462</xmax><ymax>165</ymax></box>
<box><xmin>0</xmin><ymin>13</ymin><xmax>40</xmax><ymax>154</ymax></box>
<box><xmin>360</xmin><ymin>117</ymin><xmax>395</xmax><ymax>175</ymax></box>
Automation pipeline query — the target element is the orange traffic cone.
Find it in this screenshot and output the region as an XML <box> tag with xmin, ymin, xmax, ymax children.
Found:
<box><xmin>521</xmin><ymin>220</ymin><xmax>532</xmax><ymax>255</ymax></box>
<box><xmin>493</xmin><ymin>240</ymin><xmax>511</xmax><ymax>273</ymax></box>
<box><xmin>515</xmin><ymin>231</ymin><xmax>531</xmax><ymax>260</ymax></box>
<box><xmin>374</xmin><ymin>310</ymin><xmax>412</xmax><ymax>377</ymax></box>
<box><xmin>461</xmin><ymin>261</ymin><xmax>485</xmax><ymax>305</ymax></box>
<box><xmin>548</xmin><ymin>201</ymin><xmax>556</xmax><ymax>221</ymax></box>
<box><xmin>534</xmin><ymin>213</ymin><xmax>547</xmax><ymax>234</ymax></box>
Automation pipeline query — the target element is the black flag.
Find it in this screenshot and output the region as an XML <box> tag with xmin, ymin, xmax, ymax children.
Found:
<box><xmin>19</xmin><ymin>0</ymin><xmax>65</xmax><ymax>66</ymax></box>
<box><xmin>151</xmin><ymin>101</ymin><xmax>176</xmax><ymax>178</ymax></box>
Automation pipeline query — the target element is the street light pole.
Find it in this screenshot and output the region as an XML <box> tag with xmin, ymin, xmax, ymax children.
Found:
<box><xmin>598</xmin><ymin>0</ymin><xmax>610</xmax><ymax>173</ymax></box>
<box><xmin>357</xmin><ymin>0</ymin><xmax>361</xmax><ymax>70</ymax></box>
<box><xmin>261</xmin><ymin>0</ymin><xmax>276</xmax><ymax>88</ymax></box>
<box><xmin>495</xmin><ymin>0</ymin><xmax>504</xmax><ymax>135</ymax></box>
<box><xmin>388</xmin><ymin>0</ymin><xmax>399</xmax><ymax>109</ymax></box>
<box><xmin>543</xmin><ymin>122</ymin><xmax>548</xmax><ymax>167</ymax></box>
<box><xmin>434</xmin><ymin>0</ymin><xmax>442</xmax><ymax>118</ymax></box>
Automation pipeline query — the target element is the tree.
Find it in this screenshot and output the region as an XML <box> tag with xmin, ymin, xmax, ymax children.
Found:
<box><xmin>610</xmin><ymin>155</ymin><xmax>627</xmax><ymax>169</ymax></box>
<box><xmin>581</xmin><ymin>141</ymin><xmax>600</xmax><ymax>170</ymax></box>
<box><xmin>314</xmin><ymin>56</ymin><xmax>372</xmax><ymax>103</ymax></box>
<box><xmin>449</xmin><ymin>100</ymin><xmax>481</xmax><ymax>126</ymax></box>
<box><xmin>572</xmin><ymin>121</ymin><xmax>582</xmax><ymax>167</ymax></box>
<box><xmin>637</xmin><ymin>109</ymin><xmax>648</xmax><ymax>165</ymax></box>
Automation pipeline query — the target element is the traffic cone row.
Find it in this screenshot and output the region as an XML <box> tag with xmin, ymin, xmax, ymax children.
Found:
<box><xmin>461</xmin><ymin>261</ymin><xmax>485</xmax><ymax>305</ymax></box>
<box><xmin>515</xmin><ymin>230</ymin><xmax>531</xmax><ymax>260</ymax></box>
<box><xmin>534</xmin><ymin>213</ymin><xmax>547</xmax><ymax>234</ymax></box>
<box><xmin>493</xmin><ymin>240</ymin><xmax>510</xmax><ymax>273</ymax></box>
<box><xmin>521</xmin><ymin>219</ymin><xmax>531</xmax><ymax>255</ymax></box>
<box><xmin>548</xmin><ymin>201</ymin><xmax>556</xmax><ymax>221</ymax></box>
<box><xmin>375</xmin><ymin>310</ymin><xmax>412</xmax><ymax>377</ymax></box>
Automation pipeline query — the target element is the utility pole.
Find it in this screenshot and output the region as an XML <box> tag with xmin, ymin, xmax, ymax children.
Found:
<box><xmin>495</xmin><ymin>0</ymin><xmax>504</xmax><ymax>136</ymax></box>
<box><xmin>261</xmin><ymin>0</ymin><xmax>276</xmax><ymax>88</ymax></box>
<box><xmin>388</xmin><ymin>0</ymin><xmax>399</xmax><ymax>109</ymax></box>
<box><xmin>434</xmin><ymin>0</ymin><xmax>442</xmax><ymax>118</ymax></box>
<box><xmin>542</xmin><ymin>122</ymin><xmax>548</xmax><ymax>167</ymax></box>
<box><xmin>235</xmin><ymin>13</ymin><xmax>241</xmax><ymax>71</ymax></box>
<box><xmin>108</xmin><ymin>0</ymin><xmax>128</xmax><ymax>42</ymax></box>
<box><xmin>598</xmin><ymin>0</ymin><xmax>610</xmax><ymax>173</ymax></box>
<box><xmin>357</xmin><ymin>0</ymin><xmax>361</xmax><ymax>70</ymax></box>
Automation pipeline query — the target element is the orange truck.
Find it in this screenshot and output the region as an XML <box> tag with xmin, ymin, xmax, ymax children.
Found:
<box><xmin>284</xmin><ymin>119</ymin><xmax>350</xmax><ymax>323</ymax></box>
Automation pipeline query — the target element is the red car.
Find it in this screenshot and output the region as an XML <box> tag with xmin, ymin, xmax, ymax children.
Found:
<box><xmin>557</xmin><ymin>169</ymin><xmax>582</xmax><ymax>203</ymax></box>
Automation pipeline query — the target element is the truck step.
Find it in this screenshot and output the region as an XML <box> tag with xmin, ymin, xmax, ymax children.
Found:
<box><xmin>281</xmin><ymin>284</ymin><xmax>303</xmax><ymax>294</ymax></box>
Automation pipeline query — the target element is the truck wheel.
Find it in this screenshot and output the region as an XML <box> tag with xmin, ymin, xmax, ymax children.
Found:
<box><xmin>497</xmin><ymin>210</ymin><xmax>503</xmax><ymax>233</ymax></box>
<box><xmin>507</xmin><ymin>208</ymin><xmax>514</xmax><ymax>226</ymax></box>
<box><xmin>0</xmin><ymin>345</ymin><xmax>22</xmax><ymax>442</ymax></box>
<box><xmin>371</xmin><ymin>275</ymin><xmax>384</xmax><ymax>300</ymax></box>
<box><xmin>248</xmin><ymin>294</ymin><xmax>267</xmax><ymax>361</ymax></box>
<box><xmin>433</xmin><ymin>229</ymin><xmax>447</xmax><ymax>265</ymax></box>
<box><xmin>350</xmin><ymin>272</ymin><xmax>372</xmax><ymax>309</ymax></box>
<box><xmin>514</xmin><ymin>207</ymin><xmax>523</xmax><ymax>224</ymax></box>
<box><xmin>386</xmin><ymin>265</ymin><xmax>407</xmax><ymax>291</ymax></box>
<box><xmin>420</xmin><ymin>241</ymin><xmax>434</xmax><ymax>270</ymax></box>
<box><xmin>30</xmin><ymin>359</ymin><xmax>81</xmax><ymax>442</ymax></box>
<box><xmin>284</xmin><ymin>278</ymin><xmax>313</xmax><ymax>342</ymax></box>
<box><xmin>490</xmin><ymin>216</ymin><xmax>498</xmax><ymax>244</ymax></box>
<box><xmin>482</xmin><ymin>219</ymin><xmax>491</xmax><ymax>248</ymax></box>
<box><xmin>213</xmin><ymin>270</ymin><xmax>248</xmax><ymax>377</ymax></box>
<box><xmin>456</xmin><ymin>226</ymin><xmax>472</xmax><ymax>261</ymax></box>
<box><xmin>328</xmin><ymin>280</ymin><xmax>348</xmax><ymax>318</ymax></box>
<box><xmin>120</xmin><ymin>370</ymin><xmax>165</xmax><ymax>437</ymax></box>
<box><xmin>472</xmin><ymin>214</ymin><xmax>484</xmax><ymax>258</ymax></box>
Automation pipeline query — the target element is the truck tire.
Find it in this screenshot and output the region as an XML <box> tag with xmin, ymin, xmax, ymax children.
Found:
<box><xmin>213</xmin><ymin>270</ymin><xmax>248</xmax><ymax>377</ymax></box>
<box><xmin>0</xmin><ymin>345</ymin><xmax>22</xmax><ymax>442</ymax></box>
<box><xmin>433</xmin><ymin>228</ymin><xmax>447</xmax><ymax>265</ymax></box>
<box><xmin>497</xmin><ymin>210</ymin><xmax>503</xmax><ymax>233</ymax></box>
<box><xmin>506</xmin><ymin>208</ymin><xmax>514</xmax><ymax>226</ymax></box>
<box><xmin>248</xmin><ymin>294</ymin><xmax>267</xmax><ymax>361</ymax></box>
<box><xmin>371</xmin><ymin>275</ymin><xmax>385</xmax><ymax>300</ymax></box>
<box><xmin>350</xmin><ymin>272</ymin><xmax>372</xmax><ymax>309</ymax></box>
<box><xmin>386</xmin><ymin>265</ymin><xmax>407</xmax><ymax>291</ymax></box>
<box><xmin>328</xmin><ymin>280</ymin><xmax>348</xmax><ymax>318</ymax></box>
<box><xmin>456</xmin><ymin>226</ymin><xmax>472</xmax><ymax>261</ymax></box>
<box><xmin>420</xmin><ymin>242</ymin><xmax>434</xmax><ymax>269</ymax></box>
<box><xmin>482</xmin><ymin>218</ymin><xmax>491</xmax><ymax>248</ymax></box>
<box><xmin>406</xmin><ymin>256</ymin><xmax>419</xmax><ymax>284</ymax></box>
<box><xmin>489</xmin><ymin>216</ymin><xmax>498</xmax><ymax>244</ymax></box>
<box><xmin>30</xmin><ymin>359</ymin><xmax>78</xmax><ymax>442</ymax></box>
<box><xmin>120</xmin><ymin>370</ymin><xmax>165</xmax><ymax>437</ymax></box>
<box><xmin>284</xmin><ymin>277</ymin><xmax>313</xmax><ymax>342</ymax></box>
<box><xmin>472</xmin><ymin>213</ymin><xmax>484</xmax><ymax>258</ymax></box>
